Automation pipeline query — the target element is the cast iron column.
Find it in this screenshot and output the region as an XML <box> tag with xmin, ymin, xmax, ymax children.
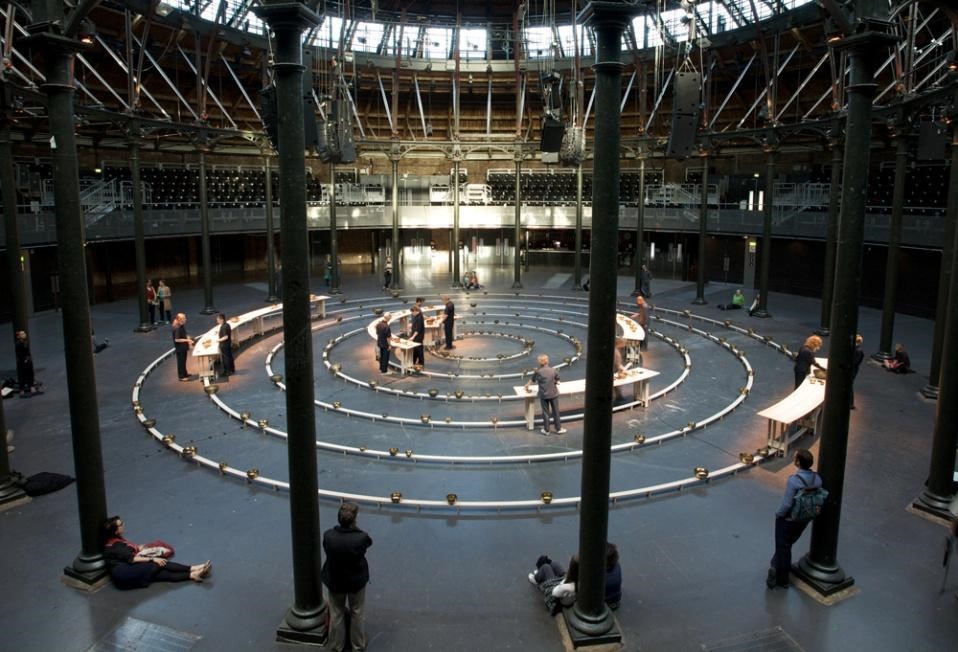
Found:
<box><xmin>254</xmin><ymin>1</ymin><xmax>326</xmax><ymax>641</ymax></box>
<box><xmin>0</xmin><ymin>389</ymin><xmax>27</xmax><ymax>506</ymax></box>
<box><xmin>692</xmin><ymin>155</ymin><xmax>709</xmax><ymax>304</ymax></box>
<box><xmin>631</xmin><ymin>156</ymin><xmax>646</xmax><ymax>296</ymax></box>
<box><xmin>198</xmin><ymin>146</ymin><xmax>215</xmax><ymax>314</ymax></box>
<box><xmin>567</xmin><ymin>2</ymin><xmax>634</xmax><ymax>644</ymax></box>
<box><xmin>0</xmin><ymin>105</ymin><xmax>29</xmax><ymax>339</ymax></box>
<box><xmin>817</xmin><ymin>129</ymin><xmax>843</xmax><ymax>336</ymax></box>
<box><xmin>513</xmin><ymin>151</ymin><xmax>523</xmax><ymax>288</ymax></box>
<box><xmin>921</xmin><ymin>106</ymin><xmax>958</xmax><ymax>399</ymax></box>
<box><xmin>574</xmin><ymin>161</ymin><xmax>585</xmax><ymax>290</ymax></box>
<box><xmin>795</xmin><ymin>18</ymin><xmax>896</xmax><ymax>596</ymax></box>
<box><xmin>913</xmin><ymin>109</ymin><xmax>958</xmax><ymax>516</ymax></box>
<box><xmin>452</xmin><ymin>156</ymin><xmax>462</xmax><ymax>287</ymax></box>
<box><xmin>28</xmin><ymin>15</ymin><xmax>109</xmax><ymax>585</ymax></box>
<box><xmin>264</xmin><ymin>154</ymin><xmax>279</xmax><ymax>302</ymax></box>
<box><xmin>390</xmin><ymin>150</ymin><xmax>401</xmax><ymax>290</ymax></box>
<box><xmin>752</xmin><ymin>145</ymin><xmax>776</xmax><ymax>317</ymax></box>
<box><xmin>873</xmin><ymin>131</ymin><xmax>909</xmax><ymax>361</ymax></box>
<box><xmin>328</xmin><ymin>164</ymin><xmax>340</xmax><ymax>294</ymax></box>
<box><xmin>130</xmin><ymin>136</ymin><xmax>153</xmax><ymax>332</ymax></box>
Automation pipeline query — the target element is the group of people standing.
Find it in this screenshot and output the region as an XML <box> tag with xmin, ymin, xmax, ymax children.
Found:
<box><xmin>375</xmin><ymin>296</ymin><xmax>454</xmax><ymax>374</ymax></box>
<box><xmin>145</xmin><ymin>280</ymin><xmax>173</xmax><ymax>325</ymax></box>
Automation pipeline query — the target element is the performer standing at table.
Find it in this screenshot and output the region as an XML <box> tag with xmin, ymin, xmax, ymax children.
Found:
<box><xmin>525</xmin><ymin>354</ymin><xmax>566</xmax><ymax>435</ymax></box>
<box><xmin>216</xmin><ymin>313</ymin><xmax>235</xmax><ymax>379</ymax></box>
<box><xmin>376</xmin><ymin>314</ymin><xmax>393</xmax><ymax>374</ymax></box>
<box><xmin>172</xmin><ymin>313</ymin><xmax>194</xmax><ymax>381</ymax></box>
<box><xmin>631</xmin><ymin>295</ymin><xmax>649</xmax><ymax>351</ymax></box>
<box><xmin>793</xmin><ymin>335</ymin><xmax>825</xmax><ymax>388</ymax></box>
<box><xmin>409</xmin><ymin>304</ymin><xmax>426</xmax><ymax>369</ymax></box>
<box><xmin>440</xmin><ymin>295</ymin><xmax>456</xmax><ymax>350</ymax></box>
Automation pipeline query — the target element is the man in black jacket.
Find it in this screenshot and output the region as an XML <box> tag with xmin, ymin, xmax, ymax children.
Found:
<box><xmin>375</xmin><ymin>314</ymin><xmax>392</xmax><ymax>374</ymax></box>
<box><xmin>409</xmin><ymin>304</ymin><xmax>426</xmax><ymax>368</ymax></box>
<box><xmin>322</xmin><ymin>502</ymin><xmax>373</xmax><ymax>652</ymax></box>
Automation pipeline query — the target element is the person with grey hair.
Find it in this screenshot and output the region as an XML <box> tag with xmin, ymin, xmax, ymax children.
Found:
<box><xmin>322</xmin><ymin>502</ymin><xmax>373</xmax><ymax>652</ymax></box>
<box><xmin>375</xmin><ymin>313</ymin><xmax>393</xmax><ymax>374</ymax></box>
<box><xmin>525</xmin><ymin>354</ymin><xmax>566</xmax><ymax>435</ymax></box>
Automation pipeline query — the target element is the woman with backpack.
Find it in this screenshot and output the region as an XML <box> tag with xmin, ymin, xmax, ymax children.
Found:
<box><xmin>767</xmin><ymin>448</ymin><xmax>826</xmax><ymax>589</ymax></box>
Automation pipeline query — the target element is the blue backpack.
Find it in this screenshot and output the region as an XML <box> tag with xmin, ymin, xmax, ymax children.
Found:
<box><xmin>789</xmin><ymin>473</ymin><xmax>828</xmax><ymax>523</ymax></box>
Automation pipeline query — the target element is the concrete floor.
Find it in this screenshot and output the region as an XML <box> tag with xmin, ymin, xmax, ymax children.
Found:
<box><xmin>1</xmin><ymin>263</ymin><xmax>956</xmax><ymax>652</ymax></box>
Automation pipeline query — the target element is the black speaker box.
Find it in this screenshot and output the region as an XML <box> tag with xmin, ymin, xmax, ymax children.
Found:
<box><xmin>540</xmin><ymin>115</ymin><xmax>565</xmax><ymax>153</ymax></box>
<box><xmin>666</xmin><ymin>72</ymin><xmax>702</xmax><ymax>160</ymax></box>
<box><xmin>917</xmin><ymin>121</ymin><xmax>947</xmax><ymax>161</ymax></box>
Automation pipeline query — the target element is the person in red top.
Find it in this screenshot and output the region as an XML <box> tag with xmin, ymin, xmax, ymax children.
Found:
<box><xmin>146</xmin><ymin>280</ymin><xmax>157</xmax><ymax>325</ymax></box>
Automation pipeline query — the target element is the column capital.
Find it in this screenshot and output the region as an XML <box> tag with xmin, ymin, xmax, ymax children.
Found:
<box><xmin>577</xmin><ymin>1</ymin><xmax>640</xmax><ymax>30</ymax></box>
<box><xmin>252</xmin><ymin>2</ymin><xmax>321</xmax><ymax>31</ymax></box>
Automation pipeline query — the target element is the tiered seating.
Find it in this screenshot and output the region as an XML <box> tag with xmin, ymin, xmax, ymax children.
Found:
<box><xmin>867</xmin><ymin>164</ymin><xmax>948</xmax><ymax>215</ymax></box>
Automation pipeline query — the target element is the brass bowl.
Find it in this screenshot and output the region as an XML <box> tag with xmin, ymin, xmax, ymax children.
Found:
<box><xmin>390</xmin><ymin>492</ymin><xmax>402</xmax><ymax>503</ymax></box>
<box><xmin>246</xmin><ymin>468</ymin><xmax>260</xmax><ymax>480</ymax></box>
<box><xmin>694</xmin><ymin>467</ymin><xmax>709</xmax><ymax>480</ymax></box>
<box><xmin>540</xmin><ymin>491</ymin><xmax>554</xmax><ymax>505</ymax></box>
<box><xmin>446</xmin><ymin>493</ymin><xmax>458</xmax><ymax>505</ymax></box>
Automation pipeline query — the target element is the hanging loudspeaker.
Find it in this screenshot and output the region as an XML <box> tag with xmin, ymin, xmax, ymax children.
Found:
<box><xmin>666</xmin><ymin>72</ymin><xmax>701</xmax><ymax>160</ymax></box>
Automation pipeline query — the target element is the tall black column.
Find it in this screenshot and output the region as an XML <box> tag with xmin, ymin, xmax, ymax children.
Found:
<box><xmin>390</xmin><ymin>151</ymin><xmax>401</xmax><ymax>290</ymax></box>
<box><xmin>692</xmin><ymin>156</ymin><xmax>708</xmax><ymax>305</ymax></box>
<box><xmin>130</xmin><ymin>137</ymin><xmax>153</xmax><ymax>332</ymax></box>
<box><xmin>329</xmin><ymin>164</ymin><xmax>341</xmax><ymax>294</ymax></box>
<box><xmin>574</xmin><ymin>161</ymin><xmax>585</xmax><ymax>290</ymax></box>
<box><xmin>254</xmin><ymin>1</ymin><xmax>326</xmax><ymax>641</ymax></box>
<box><xmin>752</xmin><ymin>145</ymin><xmax>776</xmax><ymax>317</ymax></box>
<box><xmin>921</xmin><ymin>108</ymin><xmax>958</xmax><ymax>399</ymax></box>
<box><xmin>452</xmin><ymin>157</ymin><xmax>462</xmax><ymax>288</ymax></box>
<box><xmin>795</xmin><ymin>19</ymin><xmax>896</xmax><ymax>596</ymax></box>
<box><xmin>567</xmin><ymin>2</ymin><xmax>634</xmax><ymax>644</ymax></box>
<box><xmin>0</xmin><ymin>106</ymin><xmax>29</xmax><ymax>340</ymax></box>
<box><xmin>512</xmin><ymin>152</ymin><xmax>523</xmax><ymax>288</ymax></box>
<box><xmin>873</xmin><ymin>131</ymin><xmax>909</xmax><ymax>361</ymax></box>
<box><xmin>28</xmin><ymin>12</ymin><xmax>109</xmax><ymax>585</ymax></box>
<box><xmin>198</xmin><ymin>147</ymin><xmax>215</xmax><ymax>314</ymax></box>
<box><xmin>631</xmin><ymin>156</ymin><xmax>646</xmax><ymax>296</ymax></box>
<box><xmin>264</xmin><ymin>154</ymin><xmax>279</xmax><ymax>302</ymax></box>
<box><xmin>913</xmin><ymin>110</ymin><xmax>958</xmax><ymax>516</ymax></box>
<box><xmin>817</xmin><ymin>130</ymin><xmax>843</xmax><ymax>336</ymax></box>
<box><xmin>0</xmin><ymin>389</ymin><xmax>27</xmax><ymax>506</ymax></box>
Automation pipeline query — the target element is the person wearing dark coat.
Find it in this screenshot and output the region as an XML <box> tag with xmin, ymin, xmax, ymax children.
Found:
<box><xmin>101</xmin><ymin>516</ymin><xmax>210</xmax><ymax>590</ymax></box>
<box><xmin>793</xmin><ymin>335</ymin><xmax>825</xmax><ymax>389</ymax></box>
<box><xmin>408</xmin><ymin>304</ymin><xmax>426</xmax><ymax>368</ymax></box>
<box><xmin>172</xmin><ymin>313</ymin><xmax>194</xmax><ymax>381</ymax></box>
<box><xmin>14</xmin><ymin>330</ymin><xmax>42</xmax><ymax>398</ymax></box>
<box><xmin>850</xmin><ymin>333</ymin><xmax>864</xmax><ymax>408</ymax></box>
<box><xmin>375</xmin><ymin>314</ymin><xmax>392</xmax><ymax>374</ymax></box>
<box><xmin>216</xmin><ymin>313</ymin><xmax>235</xmax><ymax>378</ymax></box>
<box><xmin>440</xmin><ymin>295</ymin><xmax>456</xmax><ymax>349</ymax></box>
<box><xmin>322</xmin><ymin>502</ymin><xmax>373</xmax><ymax>652</ymax></box>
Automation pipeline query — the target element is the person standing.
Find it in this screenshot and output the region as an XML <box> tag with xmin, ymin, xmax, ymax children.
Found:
<box><xmin>631</xmin><ymin>295</ymin><xmax>650</xmax><ymax>351</ymax></box>
<box><xmin>793</xmin><ymin>335</ymin><xmax>825</xmax><ymax>389</ymax></box>
<box><xmin>172</xmin><ymin>313</ymin><xmax>194</xmax><ymax>381</ymax></box>
<box><xmin>640</xmin><ymin>264</ymin><xmax>652</xmax><ymax>298</ymax></box>
<box><xmin>440</xmin><ymin>295</ymin><xmax>455</xmax><ymax>349</ymax></box>
<box><xmin>146</xmin><ymin>280</ymin><xmax>157</xmax><ymax>325</ymax></box>
<box><xmin>216</xmin><ymin>313</ymin><xmax>235</xmax><ymax>379</ymax></box>
<box><xmin>157</xmin><ymin>280</ymin><xmax>172</xmax><ymax>324</ymax></box>
<box><xmin>850</xmin><ymin>333</ymin><xmax>864</xmax><ymax>408</ymax></box>
<box><xmin>383</xmin><ymin>255</ymin><xmax>393</xmax><ymax>290</ymax></box>
<box><xmin>376</xmin><ymin>314</ymin><xmax>393</xmax><ymax>374</ymax></box>
<box><xmin>408</xmin><ymin>304</ymin><xmax>425</xmax><ymax>369</ymax></box>
<box><xmin>525</xmin><ymin>354</ymin><xmax>565</xmax><ymax>435</ymax></box>
<box><xmin>767</xmin><ymin>448</ymin><xmax>822</xmax><ymax>589</ymax></box>
<box><xmin>14</xmin><ymin>330</ymin><xmax>42</xmax><ymax>398</ymax></box>
<box><xmin>322</xmin><ymin>502</ymin><xmax>373</xmax><ymax>652</ymax></box>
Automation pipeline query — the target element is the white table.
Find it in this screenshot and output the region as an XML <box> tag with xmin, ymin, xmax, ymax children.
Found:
<box><xmin>757</xmin><ymin>358</ymin><xmax>827</xmax><ymax>456</ymax></box>
<box><xmin>512</xmin><ymin>367</ymin><xmax>659</xmax><ymax>431</ymax></box>
<box><xmin>191</xmin><ymin>294</ymin><xmax>329</xmax><ymax>379</ymax></box>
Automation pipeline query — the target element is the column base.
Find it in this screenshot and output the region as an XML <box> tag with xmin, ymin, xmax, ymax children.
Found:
<box><xmin>62</xmin><ymin>555</ymin><xmax>109</xmax><ymax>591</ymax></box>
<box><xmin>792</xmin><ymin>555</ymin><xmax>854</xmax><ymax>597</ymax></box>
<box><xmin>276</xmin><ymin>605</ymin><xmax>328</xmax><ymax>646</ymax></box>
<box><xmin>265</xmin><ymin>295</ymin><xmax>280</xmax><ymax>303</ymax></box>
<box><xmin>199</xmin><ymin>307</ymin><xmax>217</xmax><ymax>315</ymax></box>
<box><xmin>814</xmin><ymin>326</ymin><xmax>830</xmax><ymax>336</ymax></box>
<box><xmin>563</xmin><ymin>605</ymin><xmax>621</xmax><ymax>647</ymax></box>
<box><xmin>133</xmin><ymin>323</ymin><xmax>156</xmax><ymax>333</ymax></box>
<box><xmin>691</xmin><ymin>297</ymin><xmax>707</xmax><ymax>306</ymax></box>
<box><xmin>870</xmin><ymin>351</ymin><xmax>893</xmax><ymax>362</ymax></box>
<box><xmin>574</xmin><ymin>284</ymin><xmax>584</xmax><ymax>291</ymax></box>
<box><xmin>912</xmin><ymin>488</ymin><xmax>956</xmax><ymax>519</ymax></box>
<box><xmin>330</xmin><ymin>287</ymin><xmax>343</xmax><ymax>295</ymax></box>
<box><xmin>0</xmin><ymin>475</ymin><xmax>28</xmax><ymax>508</ymax></box>
<box><xmin>920</xmin><ymin>384</ymin><xmax>939</xmax><ymax>400</ymax></box>
<box><xmin>511</xmin><ymin>281</ymin><xmax>522</xmax><ymax>289</ymax></box>
<box><xmin>752</xmin><ymin>308</ymin><xmax>772</xmax><ymax>319</ymax></box>
<box><xmin>630</xmin><ymin>288</ymin><xmax>641</xmax><ymax>297</ymax></box>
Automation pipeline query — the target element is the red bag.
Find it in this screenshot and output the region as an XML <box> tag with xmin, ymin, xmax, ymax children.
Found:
<box><xmin>138</xmin><ymin>540</ymin><xmax>175</xmax><ymax>558</ymax></box>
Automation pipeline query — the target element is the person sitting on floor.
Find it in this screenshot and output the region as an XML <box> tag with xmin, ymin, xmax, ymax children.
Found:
<box><xmin>883</xmin><ymin>343</ymin><xmax>911</xmax><ymax>374</ymax></box>
<box><xmin>465</xmin><ymin>271</ymin><xmax>481</xmax><ymax>289</ymax></box>
<box><xmin>102</xmin><ymin>516</ymin><xmax>211</xmax><ymax>590</ymax></box>
<box><xmin>605</xmin><ymin>543</ymin><xmax>623</xmax><ymax>610</ymax></box>
<box><xmin>528</xmin><ymin>554</ymin><xmax>578</xmax><ymax>615</ymax></box>
<box><xmin>719</xmin><ymin>289</ymin><xmax>746</xmax><ymax>310</ymax></box>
